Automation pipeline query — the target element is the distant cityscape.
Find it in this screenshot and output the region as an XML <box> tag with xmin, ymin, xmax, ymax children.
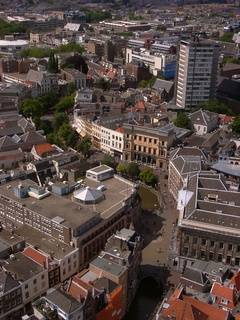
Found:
<box><xmin>0</xmin><ymin>1</ymin><xmax>239</xmax><ymax>320</ymax></box>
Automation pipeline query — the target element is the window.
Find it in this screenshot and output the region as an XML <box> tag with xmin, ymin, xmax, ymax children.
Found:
<box><xmin>33</xmin><ymin>279</ymin><xmax>37</xmax><ymax>284</ymax></box>
<box><xmin>218</xmin><ymin>254</ymin><xmax>222</xmax><ymax>262</ymax></box>
<box><xmin>144</xmin><ymin>137</ymin><xmax>147</xmax><ymax>142</ymax></box>
<box><xmin>226</xmin><ymin>256</ymin><xmax>231</xmax><ymax>264</ymax></box>
<box><xmin>228</xmin><ymin>244</ymin><xmax>233</xmax><ymax>251</ymax></box>
<box><xmin>209</xmin><ymin>252</ymin><xmax>214</xmax><ymax>260</ymax></box>
<box><xmin>25</xmin><ymin>292</ymin><xmax>29</xmax><ymax>299</ymax></box>
<box><xmin>219</xmin><ymin>242</ymin><xmax>224</xmax><ymax>249</ymax></box>
<box><xmin>25</xmin><ymin>284</ymin><xmax>28</xmax><ymax>289</ymax></box>
<box><xmin>41</xmin><ymin>274</ymin><xmax>45</xmax><ymax>280</ymax></box>
<box><xmin>184</xmin><ymin>236</ymin><xmax>189</xmax><ymax>243</ymax></box>
<box><xmin>210</xmin><ymin>241</ymin><xmax>214</xmax><ymax>247</ymax></box>
<box><xmin>193</xmin><ymin>237</ymin><xmax>198</xmax><ymax>244</ymax></box>
<box><xmin>201</xmin><ymin>239</ymin><xmax>206</xmax><ymax>245</ymax></box>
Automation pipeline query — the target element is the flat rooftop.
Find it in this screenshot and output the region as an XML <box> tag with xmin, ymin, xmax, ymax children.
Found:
<box><xmin>4</xmin><ymin>252</ymin><xmax>43</xmax><ymax>281</ymax></box>
<box><xmin>90</xmin><ymin>255</ymin><xmax>125</xmax><ymax>277</ymax></box>
<box><xmin>87</xmin><ymin>164</ymin><xmax>113</xmax><ymax>174</ymax></box>
<box><xmin>0</xmin><ymin>229</ymin><xmax>24</xmax><ymax>247</ymax></box>
<box><xmin>0</xmin><ymin>176</ymin><xmax>135</xmax><ymax>228</ymax></box>
<box><xmin>15</xmin><ymin>225</ymin><xmax>75</xmax><ymax>260</ymax></box>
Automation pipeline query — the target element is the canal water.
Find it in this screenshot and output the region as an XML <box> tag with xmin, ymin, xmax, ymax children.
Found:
<box><xmin>124</xmin><ymin>278</ymin><xmax>163</xmax><ymax>320</ymax></box>
<box><xmin>124</xmin><ymin>186</ymin><xmax>163</xmax><ymax>320</ymax></box>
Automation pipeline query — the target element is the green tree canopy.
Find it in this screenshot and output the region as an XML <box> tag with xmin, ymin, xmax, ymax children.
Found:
<box><xmin>20</xmin><ymin>99</ymin><xmax>44</xmax><ymax>118</ymax></box>
<box><xmin>0</xmin><ymin>19</ymin><xmax>26</xmax><ymax>36</ymax></box>
<box><xmin>57</xmin><ymin>123</ymin><xmax>79</xmax><ymax>148</ymax></box>
<box><xmin>56</xmin><ymin>43</ymin><xmax>84</xmax><ymax>54</ymax></box>
<box><xmin>55</xmin><ymin>95</ymin><xmax>74</xmax><ymax>113</ymax></box>
<box><xmin>174</xmin><ymin>112</ymin><xmax>191</xmax><ymax>129</ymax></box>
<box><xmin>116</xmin><ymin>162</ymin><xmax>128</xmax><ymax>176</ymax></box>
<box><xmin>47</xmin><ymin>51</ymin><xmax>59</xmax><ymax>73</ymax></box>
<box><xmin>200</xmin><ymin>99</ymin><xmax>233</xmax><ymax>115</ymax></box>
<box><xmin>20</xmin><ymin>47</ymin><xmax>51</xmax><ymax>58</ymax></box>
<box><xmin>220</xmin><ymin>32</ymin><xmax>234</xmax><ymax>43</ymax></box>
<box><xmin>139</xmin><ymin>167</ymin><xmax>158</xmax><ymax>187</ymax></box>
<box><xmin>232</xmin><ymin>117</ymin><xmax>240</xmax><ymax>134</ymax></box>
<box><xmin>77</xmin><ymin>137</ymin><xmax>92</xmax><ymax>158</ymax></box>
<box><xmin>53</xmin><ymin>112</ymin><xmax>68</xmax><ymax>131</ymax></box>
<box><xmin>62</xmin><ymin>54</ymin><xmax>88</xmax><ymax>74</ymax></box>
<box><xmin>127</xmin><ymin>162</ymin><xmax>140</xmax><ymax>179</ymax></box>
<box><xmin>101</xmin><ymin>154</ymin><xmax>115</xmax><ymax>168</ymax></box>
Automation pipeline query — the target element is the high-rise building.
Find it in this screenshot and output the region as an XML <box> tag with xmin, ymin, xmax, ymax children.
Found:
<box><xmin>175</xmin><ymin>38</ymin><xmax>220</xmax><ymax>109</ymax></box>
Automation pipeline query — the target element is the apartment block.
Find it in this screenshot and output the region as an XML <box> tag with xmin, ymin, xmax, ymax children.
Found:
<box><xmin>175</xmin><ymin>38</ymin><xmax>220</xmax><ymax>109</ymax></box>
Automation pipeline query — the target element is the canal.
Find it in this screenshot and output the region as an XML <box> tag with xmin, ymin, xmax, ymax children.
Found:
<box><xmin>124</xmin><ymin>186</ymin><xmax>163</xmax><ymax>320</ymax></box>
<box><xmin>124</xmin><ymin>277</ymin><xmax>162</xmax><ymax>320</ymax></box>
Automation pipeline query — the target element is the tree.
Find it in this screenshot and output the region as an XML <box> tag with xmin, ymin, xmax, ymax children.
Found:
<box><xmin>56</xmin><ymin>43</ymin><xmax>84</xmax><ymax>54</ymax></box>
<box><xmin>55</xmin><ymin>96</ymin><xmax>74</xmax><ymax>113</ymax></box>
<box><xmin>138</xmin><ymin>76</ymin><xmax>156</xmax><ymax>88</ymax></box>
<box><xmin>116</xmin><ymin>162</ymin><xmax>128</xmax><ymax>176</ymax></box>
<box><xmin>139</xmin><ymin>168</ymin><xmax>158</xmax><ymax>187</ymax></box>
<box><xmin>38</xmin><ymin>92</ymin><xmax>59</xmax><ymax>113</ymax></box>
<box><xmin>58</xmin><ymin>123</ymin><xmax>79</xmax><ymax>148</ymax></box>
<box><xmin>20</xmin><ymin>99</ymin><xmax>43</xmax><ymax>118</ymax></box>
<box><xmin>20</xmin><ymin>47</ymin><xmax>51</xmax><ymax>58</ymax></box>
<box><xmin>101</xmin><ymin>154</ymin><xmax>115</xmax><ymax>168</ymax></box>
<box><xmin>96</xmin><ymin>78</ymin><xmax>111</xmax><ymax>91</ymax></box>
<box><xmin>127</xmin><ymin>162</ymin><xmax>140</xmax><ymax>179</ymax></box>
<box><xmin>232</xmin><ymin>117</ymin><xmax>240</xmax><ymax>134</ymax></box>
<box><xmin>53</xmin><ymin>112</ymin><xmax>68</xmax><ymax>131</ymax></box>
<box><xmin>77</xmin><ymin>137</ymin><xmax>92</xmax><ymax>158</ymax></box>
<box><xmin>62</xmin><ymin>54</ymin><xmax>88</xmax><ymax>74</ymax></box>
<box><xmin>220</xmin><ymin>32</ymin><xmax>234</xmax><ymax>43</ymax></box>
<box><xmin>47</xmin><ymin>51</ymin><xmax>59</xmax><ymax>73</ymax></box>
<box><xmin>174</xmin><ymin>112</ymin><xmax>191</xmax><ymax>129</ymax></box>
<box><xmin>201</xmin><ymin>100</ymin><xmax>233</xmax><ymax>115</ymax></box>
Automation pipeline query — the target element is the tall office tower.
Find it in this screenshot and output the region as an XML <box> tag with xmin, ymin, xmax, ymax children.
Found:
<box><xmin>175</xmin><ymin>38</ymin><xmax>220</xmax><ymax>109</ymax></box>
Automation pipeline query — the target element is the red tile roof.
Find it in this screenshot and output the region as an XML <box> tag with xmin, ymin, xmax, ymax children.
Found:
<box><xmin>68</xmin><ymin>274</ymin><xmax>92</xmax><ymax>302</ymax></box>
<box><xmin>231</xmin><ymin>271</ymin><xmax>240</xmax><ymax>291</ymax></box>
<box><xmin>211</xmin><ymin>282</ymin><xmax>235</xmax><ymax>303</ymax></box>
<box><xmin>33</xmin><ymin>143</ymin><xmax>54</xmax><ymax>156</ymax></box>
<box><xmin>116</xmin><ymin>127</ymin><xmax>124</xmax><ymax>133</ymax></box>
<box><xmin>161</xmin><ymin>294</ymin><xmax>230</xmax><ymax>320</ymax></box>
<box><xmin>23</xmin><ymin>246</ymin><xmax>49</xmax><ymax>268</ymax></box>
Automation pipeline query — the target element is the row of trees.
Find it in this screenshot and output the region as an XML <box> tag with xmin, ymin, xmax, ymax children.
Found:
<box><xmin>0</xmin><ymin>18</ymin><xmax>26</xmax><ymax>36</ymax></box>
<box><xmin>116</xmin><ymin>162</ymin><xmax>158</xmax><ymax>187</ymax></box>
<box><xmin>20</xmin><ymin>43</ymin><xmax>84</xmax><ymax>59</ymax></box>
<box><xmin>81</xmin><ymin>8</ymin><xmax>112</xmax><ymax>23</ymax></box>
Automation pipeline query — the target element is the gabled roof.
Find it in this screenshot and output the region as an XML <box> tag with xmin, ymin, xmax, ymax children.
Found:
<box><xmin>92</xmin><ymin>277</ymin><xmax>118</xmax><ymax>294</ymax></box>
<box><xmin>20</xmin><ymin>131</ymin><xmax>46</xmax><ymax>145</ymax></box>
<box><xmin>26</xmin><ymin>69</ymin><xmax>44</xmax><ymax>84</ymax></box>
<box><xmin>171</xmin><ymin>155</ymin><xmax>202</xmax><ymax>175</ymax></box>
<box><xmin>32</xmin><ymin>143</ymin><xmax>54</xmax><ymax>157</ymax></box>
<box><xmin>161</xmin><ymin>291</ymin><xmax>230</xmax><ymax>320</ymax></box>
<box><xmin>0</xmin><ymin>135</ymin><xmax>18</xmax><ymax>151</ymax></box>
<box><xmin>211</xmin><ymin>282</ymin><xmax>235</xmax><ymax>304</ymax></box>
<box><xmin>0</xmin><ymin>271</ymin><xmax>20</xmax><ymax>294</ymax></box>
<box><xmin>190</xmin><ymin>109</ymin><xmax>218</xmax><ymax>126</ymax></box>
<box><xmin>152</xmin><ymin>78</ymin><xmax>174</xmax><ymax>93</ymax></box>
<box><xmin>23</xmin><ymin>246</ymin><xmax>49</xmax><ymax>268</ymax></box>
<box><xmin>170</xmin><ymin>147</ymin><xmax>207</xmax><ymax>161</ymax></box>
<box><xmin>46</xmin><ymin>289</ymin><xmax>82</xmax><ymax>315</ymax></box>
